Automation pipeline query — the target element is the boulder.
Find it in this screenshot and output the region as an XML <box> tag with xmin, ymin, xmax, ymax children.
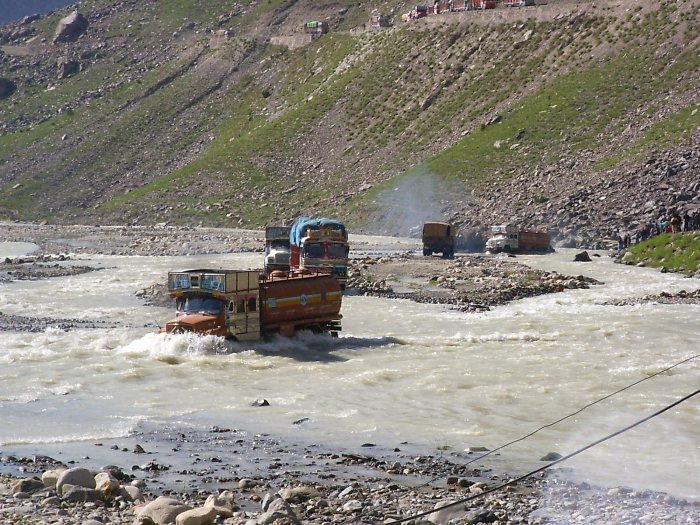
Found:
<box><xmin>57</xmin><ymin>58</ymin><xmax>80</xmax><ymax>79</ymax></box>
<box><xmin>257</xmin><ymin>498</ymin><xmax>299</xmax><ymax>525</ymax></box>
<box><xmin>0</xmin><ymin>78</ymin><xmax>17</xmax><ymax>99</ymax></box>
<box><xmin>11</xmin><ymin>477</ymin><xmax>44</xmax><ymax>495</ymax></box>
<box><xmin>118</xmin><ymin>485</ymin><xmax>144</xmax><ymax>503</ymax></box>
<box><xmin>53</xmin><ymin>11</ymin><xmax>89</xmax><ymax>44</ymax></box>
<box><xmin>238</xmin><ymin>478</ymin><xmax>258</xmax><ymax>490</ymax></box>
<box><xmin>426</xmin><ymin>500</ymin><xmax>468</xmax><ymax>525</ymax></box>
<box><xmin>175</xmin><ymin>506</ymin><xmax>217</xmax><ymax>525</ymax></box>
<box><xmin>135</xmin><ymin>496</ymin><xmax>192</xmax><ymax>525</ymax></box>
<box><xmin>203</xmin><ymin>491</ymin><xmax>236</xmax><ymax>518</ymax></box>
<box><xmin>102</xmin><ymin>465</ymin><xmax>129</xmax><ymax>481</ymax></box>
<box><xmin>466</xmin><ymin>509</ymin><xmax>498</xmax><ymax>523</ymax></box>
<box><xmin>573</xmin><ymin>251</ymin><xmax>592</xmax><ymax>262</ymax></box>
<box><xmin>21</xmin><ymin>14</ymin><xmax>41</xmax><ymax>25</ymax></box>
<box><xmin>56</xmin><ymin>467</ymin><xmax>96</xmax><ymax>495</ymax></box>
<box><xmin>278</xmin><ymin>486</ymin><xmax>321</xmax><ymax>504</ymax></box>
<box><xmin>540</xmin><ymin>451</ymin><xmax>563</xmax><ymax>461</ymax></box>
<box><xmin>41</xmin><ymin>469</ymin><xmax>64</xmax><ymax>488</ymax></box>
<box><xmin>94</xmin><ymin>471</ymin><xmax>120</xmax><ymax>494</ymax></box>
<box><xmin>61</xmin><ymin>485</ymin><xmax>102</xmax><ymax>503</ymax></box>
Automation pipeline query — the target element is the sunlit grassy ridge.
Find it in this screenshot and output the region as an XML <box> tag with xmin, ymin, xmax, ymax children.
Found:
<box><xmin>0</xmin><ymin>0</ymin><xmax>697</xmax><ymax>227</ymax></box>
<box><xmin>623</xmin><ymin>232</ymin><xmax>700</xmax><ymax>275</ymax></box>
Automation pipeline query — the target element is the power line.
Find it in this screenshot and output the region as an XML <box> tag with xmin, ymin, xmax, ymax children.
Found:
<box><xmin>412</xmin><ymin>353</ymin><xmax>700</xmax><ymax>489</ymax></box>
<box><xmin>384</xmin><ymin>387</ymin><xmax>700</xmax><ymax>524</ymax></box>
<box><xmin>461</xmin><ymin>353</ymin><xmax>700</xmax><ymax>466</ymax></box>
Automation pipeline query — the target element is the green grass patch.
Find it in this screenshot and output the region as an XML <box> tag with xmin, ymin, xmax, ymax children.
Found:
<box><xmin>104</xmin><ymin>34</ymin><xmax>360</xmax><ymax>222</ymax></box>
<box><xmin>623</xmin><ymin>232</ymin><xmax>700</xmax><ymax>275</ymax></box>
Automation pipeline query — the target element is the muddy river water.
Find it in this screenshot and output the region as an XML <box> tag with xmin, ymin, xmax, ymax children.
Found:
<box><xmin>0</xmin><ymin>241</ymin><xmax>698</xmax><ymax>500</ymax></box>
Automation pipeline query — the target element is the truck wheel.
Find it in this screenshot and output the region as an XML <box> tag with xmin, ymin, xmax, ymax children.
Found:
<box><xmin>502</xmin><ymin>245</ymin><xmax>511</xmax><ymax>253</ymax></box>
<box><xmin>423</xmin><ymin>248</ymin><xmax>429</xmax><ymax>256</ymax></box>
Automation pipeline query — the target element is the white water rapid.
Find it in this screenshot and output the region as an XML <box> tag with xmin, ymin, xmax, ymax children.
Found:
<box><xmin>0</xmin><ymin>241</ymin><xmax>698</xmax><ymax>500</ymax></box>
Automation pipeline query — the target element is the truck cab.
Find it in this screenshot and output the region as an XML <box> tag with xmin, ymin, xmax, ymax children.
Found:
<box><xmin>165</xmin><ymin>269</ymin><xmax>261</xmax><ymax>341</ymax></box>
<box><xmin>485</xmin><ymin>225</ymin><xmax>519</xmax><ymax>253</ymax></box>
<box><xmin>289</xmin><ymin>218</ymin><xmax>349</xmax><ymax>289</ymax></box>
<box><xmin>264</xmin><ymin>225</ymin><xmax>291</xmax><ymax>274</ymax></box>
<box><xmin>163</xmin><ymin>268</ymin><xmax>343</xmax><ymax>340</ymax></box>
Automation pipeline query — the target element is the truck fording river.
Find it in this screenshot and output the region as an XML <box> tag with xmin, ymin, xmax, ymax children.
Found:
<box><xmin>163</xmin><ymin>268</ymin><xmax>342</xmax><ymax>340</ymax></box>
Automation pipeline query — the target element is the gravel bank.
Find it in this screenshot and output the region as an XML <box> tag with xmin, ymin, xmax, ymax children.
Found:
<box><xmin>3</xmin><ymin>430</ymin><xmax>699</xmax><ymax>525</ymax></box>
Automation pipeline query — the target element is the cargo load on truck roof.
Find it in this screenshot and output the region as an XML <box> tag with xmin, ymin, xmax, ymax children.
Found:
<box><xmin>303</xmin><ymin>21</ymin><xmax>329</xmax><ymax>34</ymax></box>
<box><xmin>290</xmin><ymin>217</ymin><xmax>347</xmax><ymax>246</ymax></box>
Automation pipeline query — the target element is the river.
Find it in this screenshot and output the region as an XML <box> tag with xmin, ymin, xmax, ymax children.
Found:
<box><xmin>0</xmin><ymin>240</ymin><xmax>698</xmax><ymax>501</ymax></box>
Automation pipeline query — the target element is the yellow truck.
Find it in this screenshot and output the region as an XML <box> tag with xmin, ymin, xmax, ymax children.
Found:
<box><xmin>422</xmin><ymin>222</ymin><xmax>455</xmax><ymax>259</ymax></box>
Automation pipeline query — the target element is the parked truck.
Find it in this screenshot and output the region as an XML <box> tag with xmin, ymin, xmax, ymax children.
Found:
<box><xmin>422</xmin><ymin>222</ymin><xmax>456</xmax><ymax>258</ymax></box>
<box><xmin>264</xmin><ymin>225</ymin><xmax>291</xmax><ymax>274</ymax></box>
<box><xmin>289</xmin><ymin>217</ymin><xmax>349</xmax><ymax>288</ymax></box>
<box><xmin>369</xmin><ymin>14</ymin><xmax>391</xmax><ymax>28</ymax></box>
<box><xmin>303</xmin><ymin>21</ymin><xmax>329</xmax><ymax>34</ymax></box>
<box><xmin>485</xmin><ymin>225</ymin><xmax>552</xmax><ymax>253</ymax></box>
<box><xmin>163</xmin><ymin>268</ymin><xmax>342</xmax><ymax>340</ymax></box>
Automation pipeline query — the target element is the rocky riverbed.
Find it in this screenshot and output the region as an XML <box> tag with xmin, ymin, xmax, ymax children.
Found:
<box><xmin>346</xmin><ymin>253</ymin><xmax>602</xmax><ymax>313</ymax></box>
<box><xmin>2</xmin><ymin>431</ymin><xmax>699</xmax><ymax>525</ymax></box>
<box><xmin>2</xmin><ymin>222</ymin><xmax>700</xmax><ymax>524</ymax></box>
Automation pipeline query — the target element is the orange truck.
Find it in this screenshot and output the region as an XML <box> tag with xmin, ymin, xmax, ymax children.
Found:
<box><xmin>163</xmin><ymin>269</ymin><xmax>342</xmax><ymax>340</ymax></box>
<box><xmin>289</xmin><ymin>217</ymin><xmax>349</xmax><ymax>289</ymax></box>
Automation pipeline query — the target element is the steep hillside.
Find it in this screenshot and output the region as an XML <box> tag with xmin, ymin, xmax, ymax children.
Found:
<box><xmin>0</xmin><ymin>0</ymin><xmax>698</xmax><ymax>246</ymax></box>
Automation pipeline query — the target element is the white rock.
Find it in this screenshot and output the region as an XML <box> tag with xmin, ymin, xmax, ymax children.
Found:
<box><xmin>41</xmin><ymin>469</ymin><xmax>65</xmax><ymax>488</ymax></box>
<box><xmin>278</xmin><ymin>486</ymin><xmax>320</xmax><ymax>503</ymax></box>
<box><xmin>56</xmin><ymin>467</ymin><xmax>96</xmax><ymax>495</ymax></box>
<box><xmin>175</xmin><ymin>506</ymin><xmax>217</xmax><ymax>525</ymax></box>
<box><xmin>426</xmin><ymin>500</ymin><xmax>468</xmax><ymax>525</ymax></box>
<box><xmin>118</xmin><ymin>485</ymin><xmax>143</xmax><ymax>503</ymax></box>
<box><xmin>342</xmin><ymin>499</ymin><xmax>363</xmax><ymax>512</ymax></box>
<box><xmin>203</xmin><ymin>491</ymin><xmax>236</xmax><ymax>518</ymax></box>
<box><xmin>136</xmin><ymin>496</ymin><xmax>192</xmax><ymax>525</ymax></box>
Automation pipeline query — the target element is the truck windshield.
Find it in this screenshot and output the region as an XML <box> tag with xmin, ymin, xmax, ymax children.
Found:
<box><xmin>182</xmin><ymin>297</ymin><xmax>221</xmax><ymax>314</ymax></box>
<box><xmin>327</xmin><ymin>243</ymin><xmax>348</xmax><ymax>259</ymax></box>
<box><xmin>304</xmin><ymin>243</ymin><xmax>324</xmax><ymax>258</ymax></box>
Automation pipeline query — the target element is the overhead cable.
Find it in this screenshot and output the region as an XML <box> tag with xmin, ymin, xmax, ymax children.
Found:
<box><xmin>383</xmin><ymin>387</ymin><xmax>700</xmax><ymax>525</ymax></box>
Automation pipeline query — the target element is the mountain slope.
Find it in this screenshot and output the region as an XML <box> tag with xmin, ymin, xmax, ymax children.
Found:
<box><xmin>0</xmin><ymin>0</ymin><xmax>698</xmax><ymax>245</ymax></box>
<box><xmin>0</xmin><ymin>0</ymin><xmax>75</xmax><ymax>24</ymax></box>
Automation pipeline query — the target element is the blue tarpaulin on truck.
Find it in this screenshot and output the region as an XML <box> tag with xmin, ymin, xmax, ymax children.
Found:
<box><xmin>289</xmin><ymin>217</ymin><xmax>347</xmax><ymax>246</ymax></box>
